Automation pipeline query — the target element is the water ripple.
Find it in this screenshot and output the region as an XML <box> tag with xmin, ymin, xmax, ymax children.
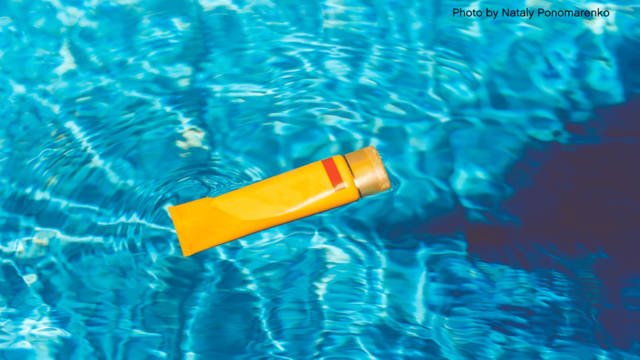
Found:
<box><xmin>0</xmin><ymin>0</ymin><xmax>639</xmax><ymax>358</ymax></box>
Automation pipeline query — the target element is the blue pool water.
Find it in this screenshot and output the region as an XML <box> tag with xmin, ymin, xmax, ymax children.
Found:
<box><xmin>1</xmin><ymin>0</ymin><xmax>640</xmax><ymax>358</ymax></box>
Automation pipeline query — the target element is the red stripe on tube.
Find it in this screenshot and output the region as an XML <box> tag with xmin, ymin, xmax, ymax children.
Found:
<box><xmin>321</xmin><ymin>158</ymin><xmax>346</xmax><ymax>192</ymax></box>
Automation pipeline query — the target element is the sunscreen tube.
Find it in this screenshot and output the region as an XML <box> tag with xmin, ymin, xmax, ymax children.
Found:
<box><xmin>169</xmin><ymin>146</ymin><xmax>391</xmax><ymax>256</ymax></box>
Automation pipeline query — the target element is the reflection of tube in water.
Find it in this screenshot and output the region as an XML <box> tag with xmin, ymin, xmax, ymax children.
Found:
<box><xmin>169</xmin><ymin>146</ymin><xmax>392</xmax><ymax>256</ymax></box>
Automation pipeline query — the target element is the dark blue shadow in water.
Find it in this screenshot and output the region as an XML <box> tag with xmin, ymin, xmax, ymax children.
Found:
<box><xmin>380</xmin><ymin>95</ymin><xmax>640</xmax><ymax>352</ymax></box>
<box><xmin>500</xmin><ymin>96</ymin><xmax>640</xmax><ymax>351</ymax></box>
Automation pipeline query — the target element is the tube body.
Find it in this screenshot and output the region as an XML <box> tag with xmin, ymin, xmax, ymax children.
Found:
<box><xmin>169</xmin><ymin>147</ymin><xmax>390</xmax><ymax>256</ymax></box>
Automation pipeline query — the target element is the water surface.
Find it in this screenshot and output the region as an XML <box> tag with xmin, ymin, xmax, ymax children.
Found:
<box><xmin>0</xmin><ymin>0</ymin><xmax>639</xmax><ymax>358</ymax></box>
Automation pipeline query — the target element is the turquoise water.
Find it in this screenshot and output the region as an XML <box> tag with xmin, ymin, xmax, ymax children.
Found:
<box><xmin>1</xmin><ymin>0</ymin><xmax>640</xmax><ymax>358</ymax></box>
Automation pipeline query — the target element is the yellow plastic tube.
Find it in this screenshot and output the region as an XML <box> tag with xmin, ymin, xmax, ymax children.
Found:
<box><xmin>168</xmin><ymin>146</ymin><xmax>391</xmax><ymax>256</ymax></box>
